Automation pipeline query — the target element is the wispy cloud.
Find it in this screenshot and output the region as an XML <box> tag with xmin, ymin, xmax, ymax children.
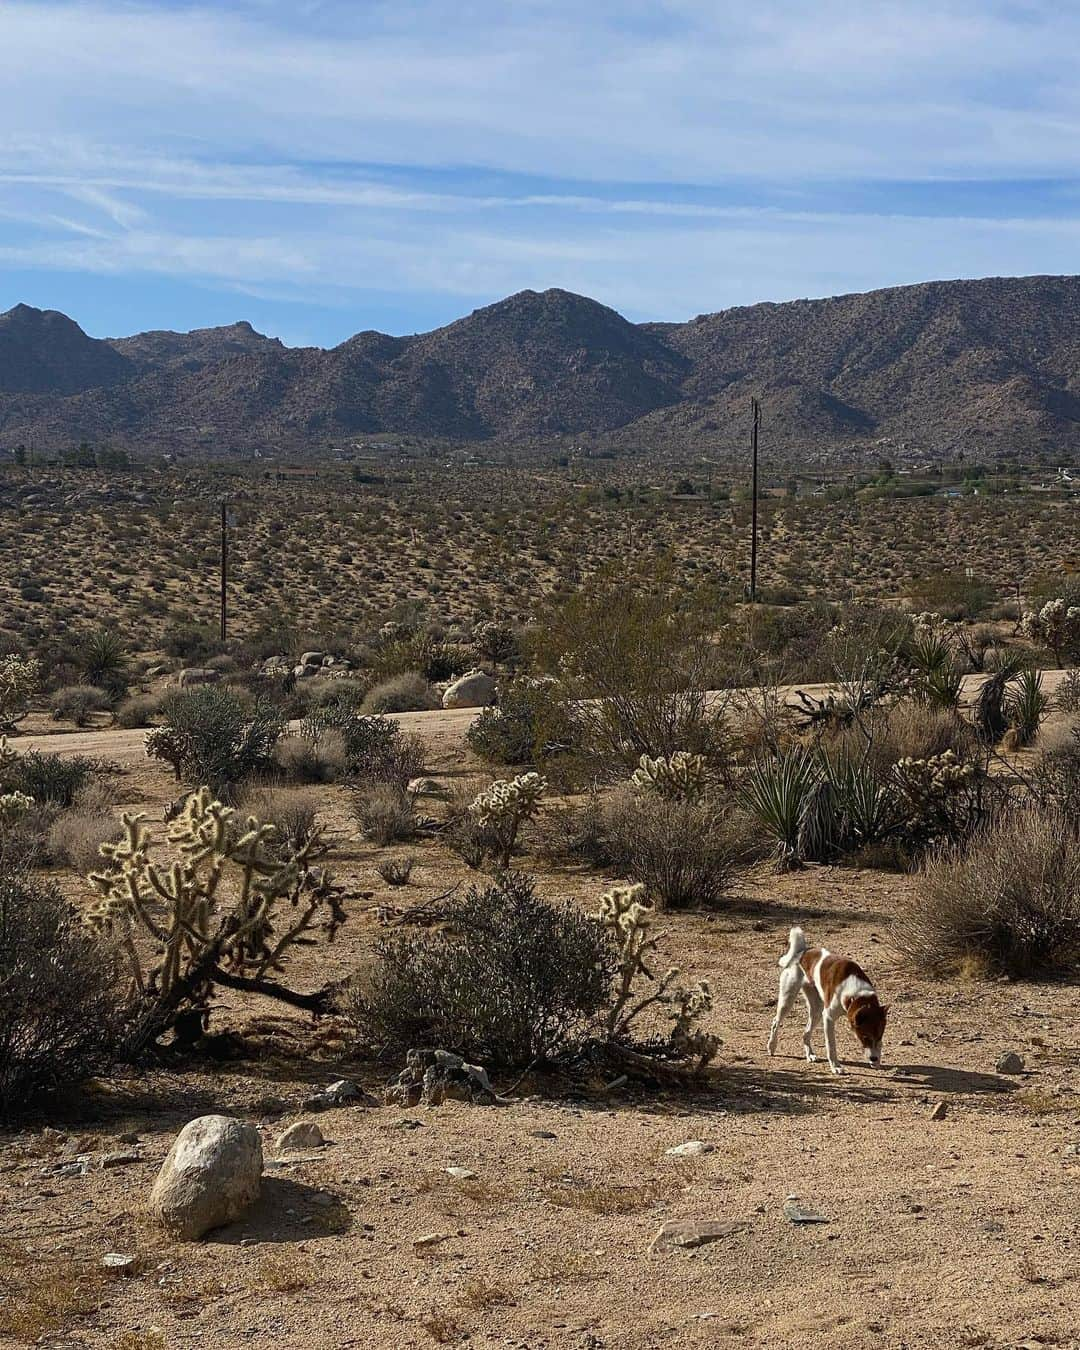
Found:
<box><xmin>1</xmin><ymin>0</ymin><xmax>1079</xmax><ymax>340</ymax></box>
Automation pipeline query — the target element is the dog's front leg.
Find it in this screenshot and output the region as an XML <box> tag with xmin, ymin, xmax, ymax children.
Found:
<box><xmin>823</xmin><ymin>1011</ymin><xmax>844</xmax><ymax>1074</ymax></box>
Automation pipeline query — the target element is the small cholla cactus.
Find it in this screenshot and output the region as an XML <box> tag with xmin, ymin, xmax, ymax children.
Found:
<box><xmin>591</xmin><ymin>883</ymin><xmax>718</xmax><ymax>1068</ymax></box>
<box><xmin>0</xmin><ymin>790</ymin><xmax>34</xmax><ymax>824</ymax></box>
<box><xmin>144</xmin><ymin>725</ymin><xmax>186</xmax><ymax>780</ymax></box>
<box><xmin>0</xmin><ymin>735</ymin><xmax>17</xmax><ymax>773</ymax></box>
<box><xmin>85</xmin><ymin>785</ymin><xmax>343</xmax><ymax>1054</ymax></box>
<box><xmin>1022</xmin><ymin>598</ymin><xmax>1080</xmax><ymax>668</ymax></box>
<box><xmin>472</xmin><ymin>619</ymin><xmax>518</xmax><ymax>665</ymax></box>
<box><xmin>469</xmin><ymin>772</ymin><xmax>547</xmax><ymax>868</ymax></box>
<box><xmin>631</xmin><ymin>750</ymin><xmax>708</xmax><ymax>800</ymax></box>
<box><xmin>0</xmin><ymin>655</ymin><xmax>40</xmax><ymax>734</ymax></box>
<box><xmin>894</xmin><ymin>750</ymin><xmax>979</xmax><ymax>843</ymax></box>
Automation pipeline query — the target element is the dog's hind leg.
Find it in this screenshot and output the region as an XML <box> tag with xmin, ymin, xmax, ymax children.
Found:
<box><xmin>823</xmin><ymin>1009</ymin><xmax>844</xmax><ymax>1074</ymax></box>
<box><xmin>767</xmin><ymin>966</ymin><xmax>803</xmax><ymax>1056</ymax></box>
<box><xmin>801</xmin><ymin>984</ymin><xmax>823</xmax><ymax>1062</ymax></box>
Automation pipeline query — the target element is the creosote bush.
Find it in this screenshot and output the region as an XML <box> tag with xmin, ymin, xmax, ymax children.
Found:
<box><xmin>0</xmin><ymin>865</ymin><xmax>122</xmax><ymax>1115</ymax></box>
<box><xmin>893</xmin><ymin>810</ymin><xmax>1080</xmax><ymax>977</ymax></box>
<box><xmin>146</xmin><ymin>686</ymin><xmax>283</xmax><ymax>793</ymax></box>
<box><xmin>49</xmin><ymin>684</ymin><xmax>111</xmax><ymax>726</ymax></box>
<box><xmin>466</xmin><ymin>680</ymin><xmax>579</xmax><ymax>766</ymax></box>
<box><xmin>352</xmin><ymin>783</ymin><xmax>418</xmax><ymax>846</ymax></box>
<box><xmin>348</xmin><ymin>873</ymin><xmax>615</xmax><ymax>1066</ymax></box>
<box><xmin>361</xmin><ymin>672</ymin><xmax>440</xmax><ymax>714</ymax></box>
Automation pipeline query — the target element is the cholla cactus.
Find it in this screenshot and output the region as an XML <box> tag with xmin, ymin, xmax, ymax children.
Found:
<box><xmin>472</xmin><ymin>619</ymin><xmax>517</xmax><ymax>666</ymax></box>
<box><xmin>591</xmin><ymin>883</ymin><xmax>718</xmax><ymax>1067</ymax></box>
<box><xmin>0</xmin><ymin>655</ymin><xmax>40</xmax><ymax>734</ymax></box>
<box><xmin>469</xmin><ymin>772</ymin><xmax>547</xmax><ymax>868</ymax></box>
<box><xmin>85</xmin><ymin>785</ymin><xmax>344</xmax><ymax>1053</ymax></box>
<box><xmin>894</xmin><ymin>750</ymin><xmax>980</xmax><ymax>843</ymax></box>
<box><xmin>0</xmin><ymin>790</ymin><xmax>34</xmax><ymax>824</ymax></box>
<box><xmin>1022</xmin><ymin>598</ymin><xmax>1080</xmax><ymax>668</ymax></box>
<box><xmin>144</xmin><ymin>725</ymin><xmax>185</xmax><ymax>780</ymax></box>
<box><xmin>0</xmin><ymin>735</ymin><xmax>17</xmax><ymax>773</ymax></box>
<box><xmin>631</xmin><ymin>750</ymin><xmax>708</xmax><ymax>800</ymax></box>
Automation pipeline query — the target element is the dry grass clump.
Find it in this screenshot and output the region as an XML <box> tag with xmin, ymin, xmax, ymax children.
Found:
<box><xmin>0</xmin><ymin>1243</ymin><xmax>108</xmax><ymax>1342</ymax></box>
<box><xmin>237</xmin><ymin>786</ymin><xmax>321</xmax><ymax>854</ymax></box>
<box><xmin>361</xmin><ymin>672</ymin><xmax>440</xmax><ymax>714</ymax></box>
<box><xmin>46</xmin><ymin>802</ymin><xmax>120</xmax><ymax>873</ymax></box>
<box><xmin>49</xmin><ymin>683</ymin><xmax>111</xmax><ymax>725</ymax></box>
<box><xmin>844</xmin><ymin>703</ymin><xmax>979</xmax><ymax>778</ymax></box>
<box><xmin>893</xmin><ymin>810</ymin><xmax>1080</xmax><ymax>977</ymax></box>
<box><xmin>352</xmin><ymin>783</ymin><xmax>419</xmax><ymax>845</ymax></box>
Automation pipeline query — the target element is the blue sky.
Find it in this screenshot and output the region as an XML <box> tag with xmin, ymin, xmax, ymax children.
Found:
<box><xmin>3</xmin><ymin>0</ymin><xmax>1080</xmax><ymax>346</ymax></box>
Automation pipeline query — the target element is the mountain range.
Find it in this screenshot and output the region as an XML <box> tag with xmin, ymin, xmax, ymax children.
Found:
<box><xmin>2</xmin><ymin>275</ymin><xmax>1079</xmax><ymax>459</ymax></box>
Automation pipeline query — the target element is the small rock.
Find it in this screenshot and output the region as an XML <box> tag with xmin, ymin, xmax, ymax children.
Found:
<box><xmin>446</xmin><ymin>1167</ymin><xmax>478</xmax><ymax>1180</ymax></box>
<box><xmin>529</xmin><ymin>1130</ymin><xmax>557</xmax><ymax>1140</ymax></box>
<box><xmin>649</xmin><ymin>1219</ymin><xmax>748</xmax><ymax>1252</ymax></box>
<box><xmin>996</xmin><ymin>1052</ymin><xmax>1025</xmax><ymax>1075</ymax></box>
<box><xmin>275</xmin><ymin>1121</ymin><xmax>325</xmax><ymax>1153</ymax></box>
<box><xmin>929</xmin><ymin>1102</ymin><xmax>948</xmax><ymax>1121</ymax></box>
<box><xmin>101</xmin><ymin>1151</ymin><xmax>140</xmax><ymax>1169</ymax></box>
<box><xmin>303</xmin><ymin>1080</ymin><xmax>375</xmax><ymax>1112</ymax></box>
<box><xmin>102</xmin><ymin>1252</ymin><xmax>139</xmax><ymax>1275</ymax></box>
<box><xmin>665</xmin><ymin>1141</ymin><xmax>713</xmax><ymax>1158</ymax></box>
<box><xmin>783</xmin><ymin>1196</ymin><xmax>829</xmax><ymax>1224</ymax></box>
<box><xmin>413</xmin><ymin>1231</ymin><xmax>455</xmax><ymax>1250</ymax></box>
<box><xmin>115</xmin><ymin>1131</ymin><xmax>141</xmax><ymax>1146</ymax></box>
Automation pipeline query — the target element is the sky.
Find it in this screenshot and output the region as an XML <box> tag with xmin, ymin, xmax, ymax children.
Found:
<box><xmin>3</xmin><ymin>0</ymin><xmax>1080</xmax><ymax>346</ymax></box>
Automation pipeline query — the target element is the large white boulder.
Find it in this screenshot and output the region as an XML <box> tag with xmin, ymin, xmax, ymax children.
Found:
<box><xmin>442</xmin><ymin>669</ymin><xmax>496</xmax><ymax>710</ymax></box>
<box><xmin>148</xmin><ymin>1115</ymin><xmax>263</xmax><ymax>1241</ymax></box>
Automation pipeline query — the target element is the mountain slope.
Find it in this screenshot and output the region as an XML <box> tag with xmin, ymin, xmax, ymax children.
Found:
<box><xmin>1</xmin><ymin>276</ymin><xmax>1079</xmax><ymax>456</ymax></box>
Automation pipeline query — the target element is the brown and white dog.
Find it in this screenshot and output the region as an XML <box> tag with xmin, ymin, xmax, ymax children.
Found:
<box><xmin>766</xmin><ymin>926</ymin><xmax>888</xmax><ymax>1074</ymax></box>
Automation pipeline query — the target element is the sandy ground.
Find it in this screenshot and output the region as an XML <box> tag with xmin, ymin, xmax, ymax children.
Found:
<box><xmin>2</xmin><ymin>685</ymin><xmax>1078</xmax><ymax>1350</ymax></box>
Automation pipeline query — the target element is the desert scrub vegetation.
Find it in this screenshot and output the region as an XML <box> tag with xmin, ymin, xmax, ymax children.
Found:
<box><xmin>85</xmin><ymin>787</ymin><xmax>345</xmax><ymax>1053</ymax></box>
<box><xmin>0</xmin><ymin>654</ymin><xmax>39</xmax><ymax>733</ymax></box>
<box><xmin>48</xmin><ymin>683</ymin><xmax>112</xmax><ymax>726</ymax></box>
<box><xmin>466</xmin><ymin>679</ymin><xmax>580</xmax><ymax>766</ymax></box>
<box><xmin>893</xmin><ymin>809</ymin><xmax>1080</xmax><ymax>978</ymax></box>
<box><xmin>0</xmin><ymin>863</ymin><xmax>122</xmax><ymax>1115</ymax></box>
<box><xmin>361</xmin><ymin>672</ymin><xmax>440</xmax><ymax>714</ymax></box>
<box><xmin>145</xmin><ymin>685</ymin><xmax>284</xmax><ymax>792</ymax></box>
<box><xmin>348</xmin><ymin>872</ymin><xmax>717</xmax><ymax>1075</ymax></box>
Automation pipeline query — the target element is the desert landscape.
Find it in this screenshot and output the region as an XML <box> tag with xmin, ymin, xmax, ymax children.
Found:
<box><xmin>4</xmin><ymin>3</ymin><xmax>1080</xmax><ymax>1348</ymax></box>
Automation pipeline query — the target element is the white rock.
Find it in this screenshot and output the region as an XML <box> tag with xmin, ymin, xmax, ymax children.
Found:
<box><xmin>665</xmin><ymin>1141</ymin><xmax>714</xmax><ymax>1158</ymax></box>
<box><xmin>148</xmin><ymin>1115</ymin><xmax>263</xmax><ymax>1241</ymax></box>
<box><xmin>442</xmin><ymin>669</ymin><xmax>496</xmax><ymax>709</ymax></box>
<box><xmin>300</xmin><ymin>651</ymin><xmax>325</xmax><ymax>667</ymax></box>
<box><xmin>275</xmin><ymin>1120</ymin><xmax>326</xmax><ymax>1153</ymax></box>
<box><xmin>446</xmin><ymin>1166</ymin><xmax>478</xmax><ymax>1180</ymax></box>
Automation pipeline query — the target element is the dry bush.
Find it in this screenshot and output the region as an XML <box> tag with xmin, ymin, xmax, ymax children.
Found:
<box><xmin>893</xmin><ymin>809</ymin><xmax>1080</xmax><ymax>977</ymax></box>
<box><xmin>352</xmin><ymin>783</ymin><xmax>418</xmax><ymax>845</ymax></box>
<box><xmin>1029</xmin><ymin>725</ymin><xmax>1080</xmax><ymax>818</ymax></box>
<box><xmin>1054</xmin><ymin>670</ymin><xmax>1080</xmax><ymax>714</ymax></box>
<box><xmin>841</xmin><ymin>702</ymin><xmax>979</xmax><ymax>778</ymax></box>
<box><xmin>0</xmin><ymin>867</ymin><xmax>122</xmax><ymax>1114</ymax></box>
<box><xmin>347</xmin><ymin>872</ymin><xmax>615</xmax><ymax>1066</ymax></box>
<box><xmin>599</xmin><ymin>788</ymin><xmax>748</xmax><ymax>908</ymax></box>
<box><xmin>274</xmin><ymin>727</ymin><xmax>348</xmax><ymax>783</ymax></box>
<box><xmin>376</xmin><ymin>856</ymin><xmax>414</xmax><ymax>886</ymax></box>
<box><xmin>238</xmin><ymin>786</ymin><xmax>321</xmax><ymax>855</ymax></box>
<box><xmin>361</xmin><ymin>672</ymin><xmax>439</xmax><ymax>714</ymax></box>
<box><xmin>49</xmin><ymin>683</ymin><xmax>111</xmax><ymax>726</ymax></box>
<box><xmin>0</xmin><ymin>1243</ymin><xmax>108</xmax><ymax>1342</ymax></box>
<box><xmin>114</xmin><ymin>692</ymin><xmax>164</xmax><ymax>728</ymax></box>
<box><xmin>46</xmin><ymin>803</ymin><xmax>119</xmax><ymax>873</ymax></box>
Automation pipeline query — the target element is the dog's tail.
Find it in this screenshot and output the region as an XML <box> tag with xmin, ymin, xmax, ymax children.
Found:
<box><xmin>778</xmin><ymin>926</ymin><xmax>807</xmax><ymax>970</ymax></box>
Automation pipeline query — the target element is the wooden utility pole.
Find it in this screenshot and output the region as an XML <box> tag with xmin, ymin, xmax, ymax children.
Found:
<box><xmin>750</xmin><ymin>397</ymin><xmax>761</xmax><ymax>602</ymax></box>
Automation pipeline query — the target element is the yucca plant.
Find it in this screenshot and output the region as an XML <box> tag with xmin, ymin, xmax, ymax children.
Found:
<box><xmin>741</xmin><ymin>749</ymin><xmax>822</xmax><ymax>869</ymax></box>
<box><xmin>79</xmin><ymin>628</ymin><xmax>129</xmax><ymax>698</ymax></box>
<box><xmin>1006</xmin><ymin>668</ymin><xmax>1047</xmax><ymax>748</ymax></box>
<box><xmin>823</xmin><ymin>754</ymin><xmax>899</xmax><ymax>850</ymax></box>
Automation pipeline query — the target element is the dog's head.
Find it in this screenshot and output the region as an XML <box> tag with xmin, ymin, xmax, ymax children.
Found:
<box><xmin>850</xmin><ymin>999</ymin><xmax>888</xmax><ymax>1066</ymax></box>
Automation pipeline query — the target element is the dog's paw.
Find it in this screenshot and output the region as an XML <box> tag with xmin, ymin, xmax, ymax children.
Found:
<box><xmin>805</xmin><ymin>1053</ymin><xmax>818</xmax><ymax>1063</ymax></box>
<box><xmin>829</xmin><ymin>1063</ymin><xmax>844</xmax><ymax>1075</ymax></box>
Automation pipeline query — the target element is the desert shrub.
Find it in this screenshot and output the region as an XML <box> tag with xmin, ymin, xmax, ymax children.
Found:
<box><xmin>351</xmin><ymin>783</ymin><xmax>418</xmax><ymax>845</ymax></box>
<box><xmin>1055</xmin><ymin>670</ymin><xmax>1080</xmax><ymax>714</ymax></box>
<box><xmin>303</xmin><ymin>707</ymin><xmax>424</xmax><ymax>786</ymax></box>
<box><xmin>893</xmin><ymin>810</ymin><xmax>1080</xmax><ymax>977</ymax></box>
<box><xmin>347</xmin><ymin>873</ymin><xmax>616</xmax><ymax>1066</ymax></box>
<box><xmin>0</xmin><ymin>750</ymin><xmax>98</xmax><ymax>807</ymax></box>
<box><xmin>274</xmin><ymin>727</ymin><xmax>348</xmax><ymax>783</ymax></box>
<box><xmin>147</xmin><ymin>687</ymin><xmax>284</xmax><ymax>792</ymax></box>
<box><xmin>237</xmin><ymin>787</ymin><xmax>321</xmax><ymax>856</ymax></box>
<box><xmin>376</xmin><ymin>856</ymin><xmax>414</xmax><ymax>886</ymax></box>
<box><xmin>466</xmin><ymin>680</ymin><xmax>580</xmax><ymax>766</ymax></box>
<box><xmin>114</xmin><ymin>692</ymin><xmax>164</xmax><ymax>728</ymax></box>
<box><xmin>599</xmin><ymin>788</ymin><xmax>743</xmax><ymax>907</ymax></box>
<box><xmin>530</xmin><ymin>794</ymin><xmax>614</xmax><ymax>868</ymax></box>
<box><xmin>1029</xmin><ymin>727</ymin><xmax>1080</xmax><ymax>818</ymax></box>
<box><xmin>839</xmin><ymin>703</ymin><xmax>978</xmax><ymax>780</ymax></box>
<box><xmin>0</xmin><ymin>866</ymin><xmax>122</xmax><ymax>1114</ymax></box>
<box><xmin>361</xmin><ymin>673</ymin><xmax>439</xmax><ymax>714</ymax></box>
<box><xmin>0</xmin><ymin>654</ymin><xmax>40</xmax><ymax>733</ymax></box>
<box><xmin>161</xmin><ymin>623</ymin><xmax>223</xmax><ymax>665</ymax></box>
<box><xmin>47</xmin><ymin>805</ymin><xmax>120</xmax><ymax>873</ymax></box>
<box><xmin>472</xmin><ymin>619</ymin><xmax>519</xmax><ymax>667</ymax></box>
<box><xmin>533</xmin><ymin>569</ymin><xmax>730</xmax><ymax>771</ymax></box>
<box><xmin>907</xmin><ymin>570</ymin><xmax>996</xmax><ymax>620</ymax></box>
<box><xmin>372</xmin><ymin>633</ymin><xmax>467</xmax><ymax>683</ymax></box>
<box><xmin>49</xmin><ymin>684</ymin><xmax>111</xmax><ymax>726</ymax></box>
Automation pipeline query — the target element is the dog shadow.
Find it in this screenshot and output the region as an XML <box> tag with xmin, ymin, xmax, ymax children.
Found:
<box><xmin>888</xmin><ymin>1063</ymin><xmax>1016</xmax><ymax>1094</ymax></box>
